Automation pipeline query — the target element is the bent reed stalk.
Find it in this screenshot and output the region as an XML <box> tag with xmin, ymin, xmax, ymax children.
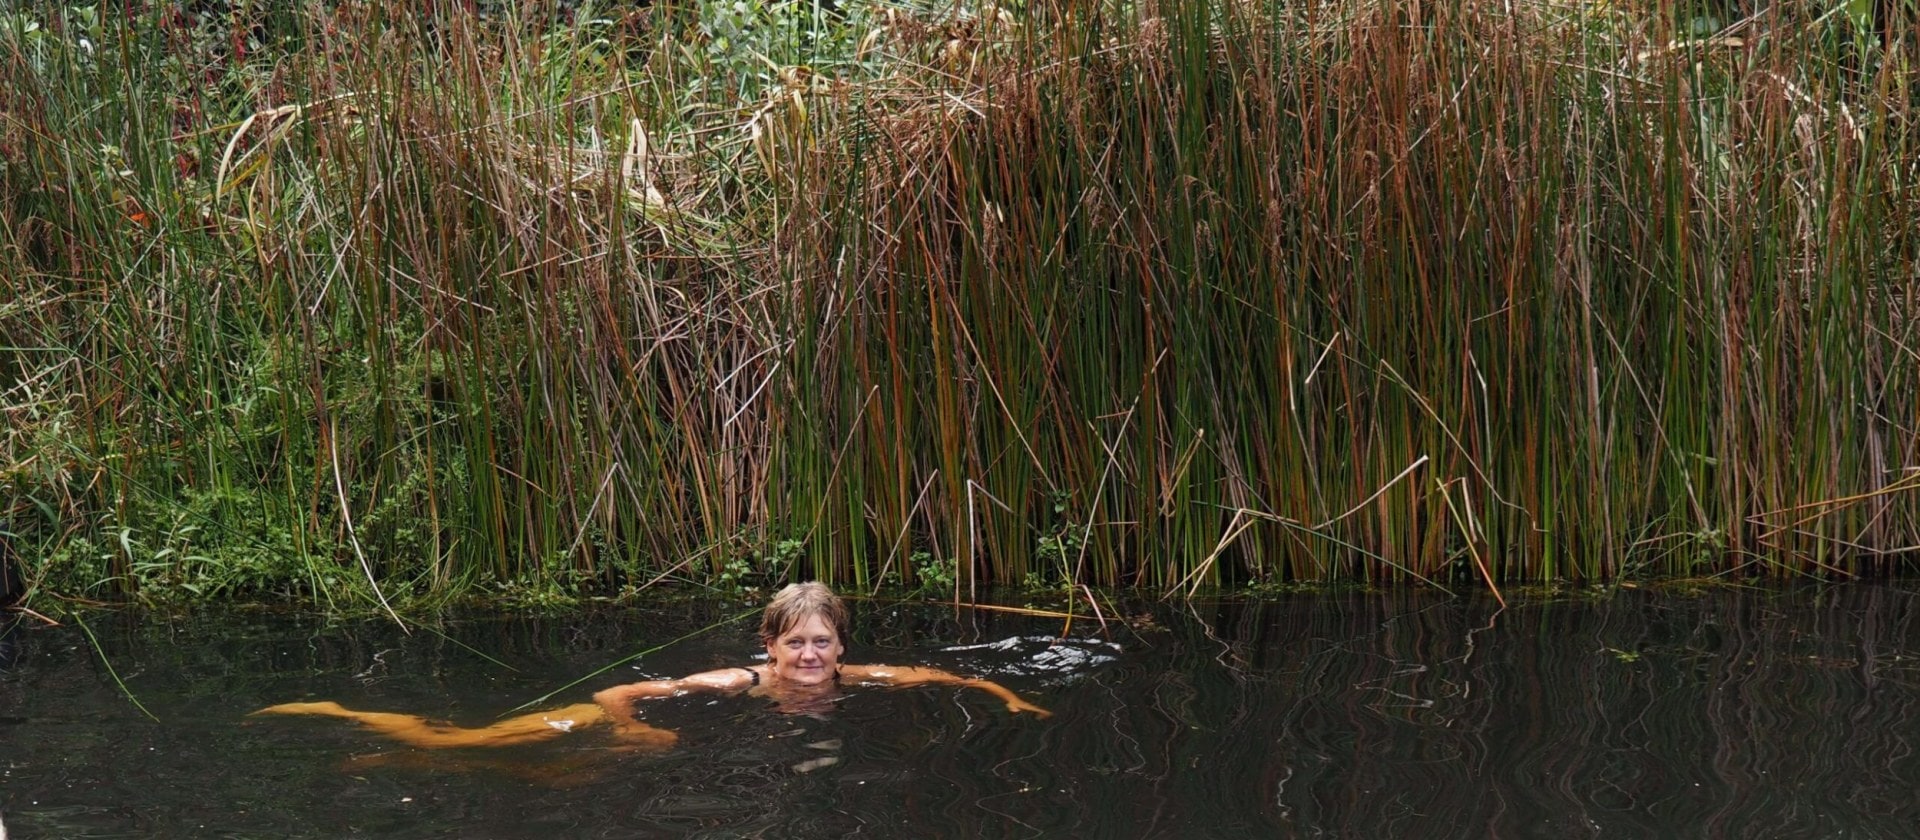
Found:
<box><xmin>0</xmin><ymin>0</ymin><xmax>1915</xmax><ymax>607</ymax></box>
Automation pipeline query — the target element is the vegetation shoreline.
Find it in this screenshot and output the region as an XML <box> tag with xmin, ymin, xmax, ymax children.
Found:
<box><xmin>2</xmin><ymin>1</ymin><xmax>1916</xmax><ymax>613</ymax></box>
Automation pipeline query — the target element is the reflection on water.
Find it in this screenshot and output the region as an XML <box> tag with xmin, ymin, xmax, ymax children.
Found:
<box><xmin>943</xmin><ymin>636</ymin><xmax>1123</xmax><ymax>682</ymax></box>
<box><xmin>2</xmin><ymin>586</ymin><xmax>1919</xmax><ymax>837</ymax></box>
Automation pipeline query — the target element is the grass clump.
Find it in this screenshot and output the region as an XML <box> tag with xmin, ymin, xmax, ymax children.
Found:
<box><xmin>1</xmin><ymin>0</ymin><xmax>1916</xmax><ymax>612</ymax></box>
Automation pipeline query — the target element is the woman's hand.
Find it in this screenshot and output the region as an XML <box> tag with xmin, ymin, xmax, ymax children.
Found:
<box><xmin>606</xmin><ymin>716</ymin><xmax>680</xmax><ymax>751</ymax></box>
<box><xmin>1003</xmin><ymin>695</ymin><xmax>1053</xmax><ymax>718</ymax></box>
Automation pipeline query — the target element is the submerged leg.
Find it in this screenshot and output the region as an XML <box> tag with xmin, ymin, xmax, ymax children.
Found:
<box><xmin>254</xmin><ymin>701</ymin><xmax>633</xmax><ymax>749</ymax></box>
<box><xmin>346</xmin><ymin>745</ymin><xmax>641</xmax><ymax>787</ymax></box>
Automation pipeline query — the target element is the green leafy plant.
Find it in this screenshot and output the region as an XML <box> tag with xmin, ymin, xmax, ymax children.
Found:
<box><xmin>695</xmin><ymin>0</ymin><xmax>879</xmax><ymax>98</ymax></box>
<box><xmin>910</xmin><ymin>550</ymin><xmax>954</xmax><ymax>596</ymax></box>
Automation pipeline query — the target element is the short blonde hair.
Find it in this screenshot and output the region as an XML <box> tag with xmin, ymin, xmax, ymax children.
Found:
<box><xmin>759</xmin><ymin>582</ymin><xmax>851</xmax><ymax>648</ymax></box>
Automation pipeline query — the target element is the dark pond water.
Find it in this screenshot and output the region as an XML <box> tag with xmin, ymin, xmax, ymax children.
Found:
<box><xmin>4</xmin><ymin>584</ymin><xmax>1920</xmax><ymax>838</ymax></box>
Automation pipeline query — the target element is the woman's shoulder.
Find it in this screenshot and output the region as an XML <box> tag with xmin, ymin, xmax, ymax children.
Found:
<box><xmin>838</xmin><ymin>663</ymin><xmax>884</xmax><ymax>681</ymax></box>
<box><xmin>839</xmin><ymin>664</ymin><xmax>955</xmax><ymax>684</ymax></box>
<box><xmin>680</xmin><ymin>665</ymin><xmax>764</xmax><ymax>692</ymax></box>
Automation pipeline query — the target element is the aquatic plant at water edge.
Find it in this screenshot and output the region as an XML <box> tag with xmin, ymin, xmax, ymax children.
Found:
<box><xmin>1</xmin><ymin>0</ymin><xmax>1916</xmax><ymax>609</ymax></box>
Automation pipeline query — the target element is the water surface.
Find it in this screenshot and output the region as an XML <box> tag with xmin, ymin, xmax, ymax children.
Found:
<box><xmin>4</xmin><ymin>585</ymin><xmax>1919</xmax><ymax>837</ymax></box>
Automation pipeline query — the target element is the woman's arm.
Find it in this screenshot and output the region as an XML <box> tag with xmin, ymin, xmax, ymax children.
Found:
<box><xmin>841</xmin><ymin>664</ymin><xmax>1051</xmax><ymax>717</ymax></box>
<box><xmin>592</xmin><ymin>667</ymin><xmax>759</xmax><ymax>718</ymax></box>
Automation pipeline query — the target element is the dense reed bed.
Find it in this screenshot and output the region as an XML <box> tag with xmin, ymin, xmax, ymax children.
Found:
<box><xmin>1</xmin><ymin>0</ymin><xmax>1915</xmax><ymax>607</ymax></box>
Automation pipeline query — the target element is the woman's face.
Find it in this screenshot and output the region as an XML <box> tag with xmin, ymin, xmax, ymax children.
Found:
<box><xmin>765</xmin><ymin>613</ymin><xmax>844</xmax><ymax>687</ymax></box>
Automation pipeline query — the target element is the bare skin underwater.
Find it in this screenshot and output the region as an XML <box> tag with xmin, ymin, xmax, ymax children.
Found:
<box><xmin>254</xmin><ymin>584</ymin><xmax>1050</xmax><ymax>779</ymax></box>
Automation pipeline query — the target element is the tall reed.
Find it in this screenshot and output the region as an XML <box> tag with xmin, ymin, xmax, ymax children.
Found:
<box><xmin>1</xmin><ymin>0</ymin><xmax>1914</xmax><ymax>608</ymax></box>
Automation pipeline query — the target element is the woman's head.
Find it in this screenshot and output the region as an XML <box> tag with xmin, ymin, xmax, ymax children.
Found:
<box><xmin>759</xmin><ymin>582</ymin><xmax>850</xmax><ymax>647</ymax></box>
<box><xmin>759</xmin><ymin>582</ymin><xmax>850</xmax><ymax>687</ymax></box>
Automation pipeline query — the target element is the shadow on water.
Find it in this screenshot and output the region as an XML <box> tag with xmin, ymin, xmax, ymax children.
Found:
<box><xmin>2</xmin><ymin>585</ymin><xmax>1919</xmax><ymax>837</ymax></box>
<box><xmin>0</xmin><ymin>529</ymin><xmax>20</xmax><ymax>625</ymax></box>
<box><xmin>2</xmin><ymin>533</ymin><xmax>22</xmax><ymax>839</ymax></box>
<box><xmin>1</xmin><ymin>529</ymin><xmax>22</xmax><ymax>689</ymax></box>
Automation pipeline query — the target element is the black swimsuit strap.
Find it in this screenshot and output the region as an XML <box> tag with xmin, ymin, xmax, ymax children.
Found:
<box><xmin>738</xmin><ymin>667</ymin><xmax>761</xmax><ymax>686</ymax></box>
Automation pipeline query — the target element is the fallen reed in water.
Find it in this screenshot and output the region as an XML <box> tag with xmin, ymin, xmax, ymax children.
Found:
<box><xmin>0</xmin><ymin>1</ymin><xmax>1914</xmax><ymax>609</ymax></box>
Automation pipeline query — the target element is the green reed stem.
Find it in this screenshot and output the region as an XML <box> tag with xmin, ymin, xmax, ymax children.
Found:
<box><xmin>71</xmin><ymin>612</ymin><xmax>158</xmax><ymax>723</ymax></box>
<box><xmin>507</xmin><ymin>607</ymin><xmax>758</xmax><ymax>713</ymax></box>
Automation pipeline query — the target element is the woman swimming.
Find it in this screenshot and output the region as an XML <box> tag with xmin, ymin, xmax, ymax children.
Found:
<box><xmin>255</xmin><ymin>583</ymin><xmax>1050</xmax><ymax>752</ymax></box>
